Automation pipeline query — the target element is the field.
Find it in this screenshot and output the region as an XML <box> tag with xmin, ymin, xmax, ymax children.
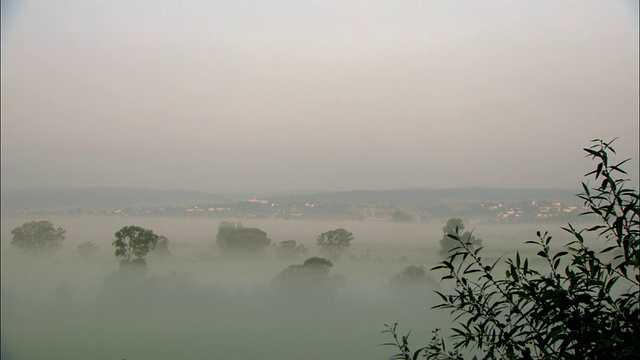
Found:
<box><xmin>1</xmin><ymin>216</ymin><xmax>589</xmax><ymax>359</ymax></box>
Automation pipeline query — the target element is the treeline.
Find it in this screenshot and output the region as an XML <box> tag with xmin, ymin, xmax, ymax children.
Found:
<box><xmin>4</xmin><ymin>198</ymin><xmax>588</xmax><ymax>225</ymax></box>
<box><xmin>9</xmin><ymin>217</ymin><xmax>460</xmax><ymax>297</ymax></box>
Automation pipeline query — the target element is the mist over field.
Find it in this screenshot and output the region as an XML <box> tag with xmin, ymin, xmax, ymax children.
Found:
<box><xmin>1</xmin><ymin>214</ymin><xmax>598</xmax><ymax>359</ymax></box>
<box><xmin>1</xmin><ymin>0</ymin><xmax>638</xmax><ymax>358</ymax></box>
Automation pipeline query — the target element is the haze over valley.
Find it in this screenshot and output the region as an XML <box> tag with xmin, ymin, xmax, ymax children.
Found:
<box><xmin>1</xmin><ymin>0</ymin><xmax>638</xmax><ymax>359</ymax></box>
<box><xmin>1</xmin><ymin>0</ymin><xmax>638</xmax><ymax>194</ymax></box>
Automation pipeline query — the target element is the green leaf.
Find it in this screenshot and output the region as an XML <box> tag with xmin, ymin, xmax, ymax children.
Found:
<box><xmin>413</xmin><ymin>348</ymin><xmax>426</xmax><ymax>360</ymax></box>
<box><xmin>553</xmin><ymin>251</ymin><xmax>568</xmax><ymax>260</ymax></box>
<box><xmin>600</xmin><ymin>246</ymin><xmax>618</xmax><ymax>254</ymax></box>
<box><xmin>584</xmin><ymin>147</ymin><xmax>601</xmax><ymax>158</ymax></box>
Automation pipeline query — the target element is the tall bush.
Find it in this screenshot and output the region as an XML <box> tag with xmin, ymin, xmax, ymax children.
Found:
<box><xmin>385</xmin><ymin>139</ymin><xmax>638</xmax><ymax>359</ymax></box>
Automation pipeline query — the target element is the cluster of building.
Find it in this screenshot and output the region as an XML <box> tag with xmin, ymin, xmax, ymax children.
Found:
<box><xmin>10</xmin><ymin>197</ymin><xmax>586</xmax><ymax>223</ymax></box>
<box><xmin>483</xmin><ymin>201</ymin><xmax>585</xmax><ymax>222</ymax></box>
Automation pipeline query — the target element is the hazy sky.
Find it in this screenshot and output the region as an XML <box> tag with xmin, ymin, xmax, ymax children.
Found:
<box><xmin>1</xmin><ymin>0</ymin><xmax>638</xmax><ymax>194</ymax></box>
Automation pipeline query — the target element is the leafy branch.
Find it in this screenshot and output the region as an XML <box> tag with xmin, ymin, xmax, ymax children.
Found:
<box><xmin>383</xmin><ymin>139</ymin><xmax>638</xmax><ymax>359</ymax></box>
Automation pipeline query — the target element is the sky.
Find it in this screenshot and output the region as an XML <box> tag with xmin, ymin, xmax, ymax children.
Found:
<box><xmin>1</xmin><ymin>0</ymin><xmax>638</xmax><ymax>194</ymax></box>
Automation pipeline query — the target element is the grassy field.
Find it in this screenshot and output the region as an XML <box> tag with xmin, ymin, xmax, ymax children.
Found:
<box><xmin>1</xmin><ymin>216</ymin><xmax>593</xmax><ymax>359</ymax></box>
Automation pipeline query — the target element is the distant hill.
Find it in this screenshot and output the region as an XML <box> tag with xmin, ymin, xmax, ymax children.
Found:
<box><xmin>0</xmin><ymin>187</ymin><xmax>250</xmax><ymax>212</ymax></box>
<box><xmin>0</xmin><ymin>187</ymin><xmax>580</xmax><ymax>213</ymax></box>
<box><xmin>269</xmin><ymin>188</ymin><xmax>579</xmax><ymax>205</ymax></box>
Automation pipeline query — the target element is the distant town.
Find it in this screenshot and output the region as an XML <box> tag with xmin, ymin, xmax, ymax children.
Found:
<box><xmin>6</xmin><ymin>195</ymin><xmax>589</xmax><ymax>224</ymax></box>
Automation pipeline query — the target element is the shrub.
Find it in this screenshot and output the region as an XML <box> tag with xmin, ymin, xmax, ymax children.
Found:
<box><xmin>389</xmin><ymin>265</ymin><xmax>434</xmax><ymax>289</ymax></box>
<box><xmin>216</xmin><ymin>222</ymin><xmax>271</xmax><ymax>255</ymax></box>
<box><xmin>77</xmin><ymin>241</ymin><xmax>99</xmax><ymax>259</ymax></box>
<box><xmin>316</xmin><ymin>228</ymin><xmax>354</xmax><ymax>260</ymax></box>
<box><xmin>271</xmin><ymin>257</ymin><xmax>345</xmax><ymax>297</ymax></box>
<box><xmin>274</xmin><ymin>239</ymin><xmax>309</xmax><ymax>261</ymax></box>
<box><xmin>385</xmin><ymin>139</ymin><xmax>639</xmax><ymax>359</ymax></box>
<box><xmin>10</xmin><ymin>221</ymin><xmax>66</xmax><ymax>254</ymax></box>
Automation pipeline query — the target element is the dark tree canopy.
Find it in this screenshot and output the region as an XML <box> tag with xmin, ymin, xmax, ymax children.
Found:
<box><xmin>10</xmin><ymin>220</ymin><xmax>66</xmax><ymax>254</ymax></box>
<box><xmin>77</xmin><ymin>241</ymin><xmax>98</xmax><ymax>259</ymax></box>
<box><xmin>438</xmin><ymin>218</ymin><xmax>482</xmax><ymax>257</ymax></box>
<box><xmin>271</xmin><ymin>257</ymin><xmax>344</xmax><ymax>296</ymax></box>
<box><xmin>216</xmin><ymin>221</ymin><xmax>243</xmax><ymax>242</ymax></box>
<box><xmin>302</xmin><ymin>256</ymin><xmax>334</xmax><ymax>268</ymax></box>
<box><xmin>275</xmin><ymin>239</ymin><xmax>309</xmax><ymax>260</ymax></box>
<box><xmin>389</xmin><ymin>265</ymin><xmax>433</xmax><ymax>288</ymax></box>
<box><xmin>443</xmin><ymin>218</ymin><xmax>465</xmax><ymax>234</ymax></box>
<box><xmin>113</xmin><ymin>226</ymin><xmax>160</xmax><ymax>262</ymax></box>
<box><xmin>316</xmin><ymin>228</ymin><xmax>354</xmax><ymax>260</ymax></box>
<box><xmin>216</xmin><ymin>221</ymin><xmax>271</xmax><ymax>255</ymax></box>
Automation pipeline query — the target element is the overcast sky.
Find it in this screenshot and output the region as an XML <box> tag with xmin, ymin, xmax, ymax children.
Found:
<box><xmin>1</xmin><ymin>0</ymin><xmax>638</xmax><ymax>194</ymax></box>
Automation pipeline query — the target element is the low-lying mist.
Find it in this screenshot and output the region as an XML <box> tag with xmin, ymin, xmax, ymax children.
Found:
<box><xmin>1</xmin><ymin>216</ymin><xmax>582</xmax><ymax>359</ymax></box>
